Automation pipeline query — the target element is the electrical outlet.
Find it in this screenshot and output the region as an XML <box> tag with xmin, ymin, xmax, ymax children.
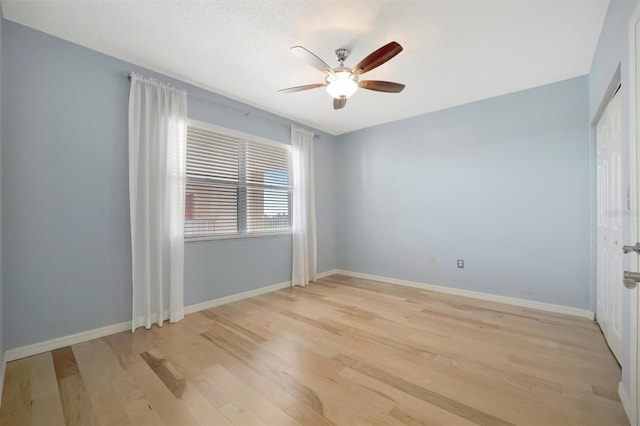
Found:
<box><xmin>430</xmin><ymin>256</ymin><xmax>437</xmax><ymax>265</ymax></box>
<box><xmin>457</xmin><ymin>259</ymin><xmax>464</xmax><ymax>268</ymax></box>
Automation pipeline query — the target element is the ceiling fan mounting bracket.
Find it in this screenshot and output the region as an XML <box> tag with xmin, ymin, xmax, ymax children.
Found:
<box><xmin>335</xmin><ymin>48</ymin><xmax>350</xmax><ymax>64</ymax></box>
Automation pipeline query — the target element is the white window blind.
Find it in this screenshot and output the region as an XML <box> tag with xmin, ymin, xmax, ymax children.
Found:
<box><xmin>185</xmin><ymin>123</ymin><xmax>291</xmax><ymax>238</ymax></box>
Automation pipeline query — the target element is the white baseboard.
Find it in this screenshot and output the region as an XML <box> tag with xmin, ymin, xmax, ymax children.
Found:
<box><xmin>5</xmin><ymin>321</ymin><xmax>132</xmax><ymax>362</ymax></box>
<box><xmin>331</xmin><ymin>269</ymin><xmax>595</xmax><ymax>320</ymax></box>
<box><xmin>3</xmin><ymin>269</ymin><xmax>339</xmax><ymax>363</ymax></box>
<box><xmin>183</xmin><ymin>280</ymin><xmax>291</xmax><ymax>315</ymax></box>
<box><xmin>316</xmin><ymin>269</ymin><xmax>339</xmax><ymax>279</ymax></box>
<box><xmin>184</xmin><ymin>270</ymin><xmax>339</xmax><ymax>315</ymax></box>
<box><xmin>619</xmin><ymin>381</ymin><xmax>633</xmax><ymax>425</ymax></box>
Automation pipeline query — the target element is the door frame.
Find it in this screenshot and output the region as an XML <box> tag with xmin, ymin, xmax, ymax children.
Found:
<box><xmin>626</xmin><ymin>4</ymin><xmax>640</xmax><ymax>425</ymax></box>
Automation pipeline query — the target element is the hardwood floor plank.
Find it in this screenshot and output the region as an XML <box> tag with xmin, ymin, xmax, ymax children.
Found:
<box><xmin>200</xmin><ymin>328</ymin><xmax>294</xmax><ymax>388</ymax></box>
<box><xmin>56</xmin><ymin>374</ymin><xmax>100</xmax><ymax>426</ymax></box>
<box><xmin>72</xmin><ymin>339</ymin><xmax>141</xmax><ymax>426</ymax></box>
<box><xmin>284</xmin><ymin>381</ymin><xmax>324</xmax><ymax>414</ymax></box>
<box><xmin>200</xmin><ymin>309</ymin><xmax>268</xmax><ymax>344</ymax></box>
<box><xmin>188</xmin><ymin>340</ymin><xmax>300</xmax><ymax>412</ymax></box>
<box><xmin>285</xmin><ymin>365</ymin><xmax>395</xmax><ymax>424</ymax></box>
<box><xmin>1</xmin><ymin>357</ymin><xmax>33</xmax><ymax>426</ymax></box>
<box><xmin>342</xmin><ymin>367</ymin><xmax>477</xmax><ymax>426</ymax></box>
<box><xmin>122</xmin><ymin>398</ymin><xmax>165</xmax><ymax>426</ymax></box>
<box><xmin>140</xmin><ymin>350</ymin><xmax>186</xmax><ymax>398</ymax></box>
<box><xmin>0</xmin><ymin>276</ymin><xmax>628</xmax><ymax>425</ymax></box>
<box><xmin>563</xmin><ymin>393</ymin><xmax>630</xmax><ymax>426</ymax></box>
<box><xmin>592</xmin><ymin>384</ymin><xmax>621</xmax><ymax>401</ymax></box>
<box><xmin>127</xmin><ymin>360</ymin><xmax>199</xmax><ymax>425</ymax></box>
<box><xmin>335</xmin><ymin>354</ymin><xmax>516</xmax><ymax>426</ymax></box>
<box><xmin>219</xmin><ymin>400</ymin><xmax>268</xmax><ymax>425</ymax></box>
<box><xmin>188</xmin><ymin>362</ymin><xmax>297</xmax><ymax>425</ymax></box>
<box><xmin>282</xmin><ymin>311</ymin><xmax>437</xmax><ymax>359</ymax></box>
<box><xmin>101</xmin><ymin>330</ymin><xmax>155</xmax><ymax>369</ymax></box>
<box><xmin>174</xmin><ymin>376</ymin><xmax>235</xmax><ymax>425</ymax></box>
<box><xmin>263</xmin><ymin>336</ymin><xmax>345</xmax><ymax>380</ymax></box>
<box><xmin>52</xmin><ymin>347</ymin><xmax>100</xmax><ymax>426</ymax></box>
<box><xmin>52</xmin><ymin>346</ymin><xmax>80</xmax><ymax>380</ymax></box>
<box><xmin>285</xmin><ymin>401</ymin><xmax>336</xmax><ymax>426</ymax></box>
<box><xmin>30</xmin><ymin>353</ymin><xmax>66</xmax><ymax>426</ymax></box>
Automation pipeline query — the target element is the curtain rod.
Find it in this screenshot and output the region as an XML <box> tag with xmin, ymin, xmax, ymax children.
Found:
<box><xmin>127</xmin><ymin>72</ymin><xmax>320</xmax><ymax>139</ymax></box>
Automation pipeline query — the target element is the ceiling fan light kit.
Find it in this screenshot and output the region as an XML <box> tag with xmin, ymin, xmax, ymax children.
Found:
<box><xmin>325</xmin><ymin>69</ymin><xmax>358</xmax><ymax>99</ymax></box>
<box><xmin>279</xmin><ymin>41</ymin><xmax>405</xmax><ymax>110</ymax></box>
<box><xmin>326</xmin><ymin>48</ymin><xmax>358</xmax><ymax>99</ymax></box>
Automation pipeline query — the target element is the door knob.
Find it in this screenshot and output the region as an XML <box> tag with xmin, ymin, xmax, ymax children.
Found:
<box><xmin>623</xmin><ymin>243</ymin><xmax>640</xmax><ymax>254</ymax></box>
<box><xmin>624</xmin><ymin>271</ymin><xmax>640</xmax><ymax>289</ymax></box>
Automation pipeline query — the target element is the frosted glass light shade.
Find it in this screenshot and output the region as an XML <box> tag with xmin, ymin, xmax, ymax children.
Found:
<box><xmin>326</xmin><ymin>71</ymin><xmax>358</xmax><ymax>99</ymax></box>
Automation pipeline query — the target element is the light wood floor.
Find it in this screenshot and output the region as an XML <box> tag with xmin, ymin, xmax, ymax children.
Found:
<box><xmin>0</xmin><ymin>274</ymin><xmax>628</xmax><ymax>425</ymax></box>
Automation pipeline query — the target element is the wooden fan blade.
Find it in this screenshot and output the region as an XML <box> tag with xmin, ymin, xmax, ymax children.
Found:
<box><xmin>290</xmin><ymin>46</ymin><xmax>335</xmax><ymax>75</ymax></box>
<box><xmin>352</xmin><ymin>41</ymin><xmax>403</xmax><ymax>75</ymax></box>
<box><xmin>358</xmin><ymin>80</ymin><xmax>405</xmax><ymax>93</ymax></box>
<box><xmin>333</xmin><ymin>97</ymin><xmax>347</xmax><ymax>110</ymax></box>
<box><xmin>278</xmin><ymin>83</ymin><xmax>325</xmax><ymax>93</ymax></box>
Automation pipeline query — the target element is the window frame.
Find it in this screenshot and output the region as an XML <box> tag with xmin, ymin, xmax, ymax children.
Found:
<box><xmin>185</xmin><ymin>119</ymin><xmax>293</xmax><ymax>242</ymax></box>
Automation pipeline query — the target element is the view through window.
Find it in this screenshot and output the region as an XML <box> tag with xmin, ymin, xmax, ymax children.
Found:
<box><xmin>185</xmin><ymin>122</ymin><xmax>292</xmax><ymax>238</ymax></box>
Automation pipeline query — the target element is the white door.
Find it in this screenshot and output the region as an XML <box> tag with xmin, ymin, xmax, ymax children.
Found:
<box><xmin>597</xmin><ymin>88</ymin><xmax>623</xmax><ymax>363</ymax></box>
<box><xmin>630</xmin><ymin>10</ymin><xmax>640</xmax><ymax>425</ymax></box>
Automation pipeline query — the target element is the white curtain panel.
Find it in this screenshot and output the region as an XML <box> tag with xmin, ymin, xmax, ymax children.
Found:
<box><xmin>291</xmin><ymin>126</ymin><xmax>317</xmax><ymax>287</ymax></box>
<box><xmin>128</xmin><ymin>73</ymin><xmax>188</xmax><ymax>331</ymax></box>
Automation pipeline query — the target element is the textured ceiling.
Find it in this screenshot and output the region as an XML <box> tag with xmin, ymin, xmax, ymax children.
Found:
<box><xmin>2</xmin><ymin>0</ymin><xmax>609</xmax><ymax>135</ymax></box>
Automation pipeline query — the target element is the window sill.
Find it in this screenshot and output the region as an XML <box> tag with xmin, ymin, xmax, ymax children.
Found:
<box><xmin>185</xmin><ymin>231</ymin><xmax>292</xmax><ymax>243</ymax></box>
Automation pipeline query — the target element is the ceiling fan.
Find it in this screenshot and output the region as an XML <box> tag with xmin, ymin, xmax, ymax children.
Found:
<box><xmin>278</xmin><ymin>41</ymin><xmax>406</xmax><ymax>110</ymax></box>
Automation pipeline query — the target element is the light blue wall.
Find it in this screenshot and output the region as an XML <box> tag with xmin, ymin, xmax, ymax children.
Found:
<box><xmin>335</xmin><ymin>76</ymin><xmax>591</xmax><ymax>309</ymax></box>
<box><xmin>589</xmin><ymin>0</ymin><xmax>636</xmax><ymax>122</ymax></box>
<box><xmin>1</xmin><ymin>20</ymin><xmax>337</xmax><ymax>349</ymax></box>
<box><xmin>588</xmin><ymin>0</ymin><xmax>639</xmax><ymax>403</ymax></box>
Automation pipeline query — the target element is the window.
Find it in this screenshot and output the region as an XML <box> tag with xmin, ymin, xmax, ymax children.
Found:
<box><xmin>185</xmin><ymin>121</ymin><xmax>291</xmax><ymax>239</ymax></box>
